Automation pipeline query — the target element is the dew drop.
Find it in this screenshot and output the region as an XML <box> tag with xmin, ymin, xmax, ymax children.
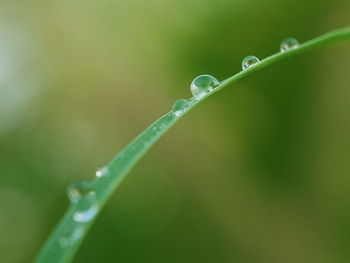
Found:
<box><xmin>242</xmin><ymin>56</ymin><xmax>260</xmax><ymax>70</ymax></box>
<box><xmin>67</xmin><ymin>180</ymin><xmax>95</xmax><ymax>204</ymax></box>
<box><xmin>59</xmin><ymin>227</ymin><xmax>84</xmax><ymax>247</ymax></box>
<box><xmin>73</xmin><ymin>202</ymin><xmax>98</xmax><ymax>223</ymax></box>
<box><xmin>280</xmin><ymin>37</ymin><xmax>299</xmax><ymax>52</ymax></box>
<box><xmin>190</xmin><ymin>74</ymin><xmax>219</xmax><ymax>100</ymax></box>
<box><xmin>95</xmin><ymin>166</ymin><xmax>109</xmax><ymax>178</ymax></box>
<box><xmin>172</xmin><ymin>99</ymin><xmax>189</xmax><ymax>117</ymax></box>
<box><xmin>67</xmin><ymin>180</ymin><xmax>99</xmax><ymax>223</ymax></box>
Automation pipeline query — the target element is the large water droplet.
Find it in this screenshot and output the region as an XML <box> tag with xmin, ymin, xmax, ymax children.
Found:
<box><xmin>280</xmin><ymin>38</ymin><xmax>299</xmax><ymax>52</ymax></box>
<box><xmin>95</xmin><ymin>166</ymin><xmax>109</xmax><ymax>178</ymax></box>
<box><xmin>67</xmin><ymin>180</ymin><xmax>99</xmax><ymax>223</ymax></box>
<box><xmin>172</xmin><ymin>99</ymin><xmax>189</xmax><ymax>117</ymax></box>
<box><xmin>242</xmin><ymin>56</ymin><xmax>260</xmax><ymax>70</ymax></box>
<box><xmin>190</xmin><ymin>74</ymin><xmax>219</xmax><ymax>100</ymax></box>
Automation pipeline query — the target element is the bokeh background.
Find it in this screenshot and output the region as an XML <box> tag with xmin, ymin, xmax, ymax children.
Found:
<box><xmin>1</xmin><ymin>0</ymin><xmax>350</xmax><ymax>262</ymax></box>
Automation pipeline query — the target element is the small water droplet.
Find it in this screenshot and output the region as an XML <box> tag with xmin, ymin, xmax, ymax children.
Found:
<box><xmin>95</xmin><ymin>166</ymin><xmax>109</xmax><ymax>178</ymax></box>
<box><xmin>73</xmin><ymin>202</ymin><xmax>98</xmax><ymax>223</ymax></box>
<box><xmin>280</xmin><ymin>38</ymin><xmax>299</xmax><ymax>52</ymax></box>
<box><xmin>67</xmin><ymin>180</ymin><xmax>99</xmax><ymax>223</ymax></box>
<box><xmin>67</xmin><ymin>181</ymin><xmax>95</xmax><ymax>204</ymax></box>
<box><xmin>190</xmin><ymin>74</ymin><xmax>219</xmax><ymax>100</ymax></box>
<box><xmin>59</xmin><ymin>227</ymin><xmax>84</xmax><ymax>247</ymax></box>
<box><xmin>242</xmin><ymin>56</ymin><xmax>260</xmax><ymax>70</ymax></box>
<box><xmin>172</xmin><ymin>99</ymin><xmax>189</xmax><ymax>117</ymax></box>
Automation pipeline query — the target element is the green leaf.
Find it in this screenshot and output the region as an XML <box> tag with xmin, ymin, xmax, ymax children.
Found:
<box><xmin>34</xmin><ymin>26</ymin><xmax>350</xmax><ymax>263</ymax></box>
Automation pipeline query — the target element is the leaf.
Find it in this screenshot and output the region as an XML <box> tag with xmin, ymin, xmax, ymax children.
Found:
<box><xmin>34</xmin><ymin>26</ymin><xmax>350</xmax><ymax>263</ymax></box>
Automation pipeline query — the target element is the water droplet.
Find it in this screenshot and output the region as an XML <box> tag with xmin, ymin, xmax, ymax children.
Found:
<box><xmin>59</xmin><ymin>227</ymin><xmax>84</xmax><ymax>247</ymax></box>
<box><xmin>280</xmin><ymin>38</ymin><xmax>299</xmax><ymax>52</ymax></box>
<box><xmin>172</xmin><ymin>99</ymin><xmax>189</xmax><ymax>117</ymax></box>
<box><xmin>67</xmin><ymin>180</ymin><xmax>95</xmax><ymax>204</ymax></box>
<box><xmin>190</xmin><ymin>74</ymin><xmax>219</xmax><ymax>100</ymax></box>
<box><xmin>73</xmin><ymin>202</ymin><xmax>98</xmax><ymax>223</ymax></box>
<box><xmin>95</xmin><ymin>166</ymin><xmax>109</xmax><ymax>178</ymax></box>
<box><xmin>67</xmin><ymin>180</ymin><xmax>99</xmax><ymax>223</ymax></box>
<box><xmin>242</xmin><ymin>56</ymin><xmax>260</xmax><ymax>70</ymax></box>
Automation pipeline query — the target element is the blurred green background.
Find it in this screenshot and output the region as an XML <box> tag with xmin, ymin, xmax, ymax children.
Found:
<box><xmin>0</xmin><ymin>0</ymin><xmax>350</xmax><ymax>262</ymax></box>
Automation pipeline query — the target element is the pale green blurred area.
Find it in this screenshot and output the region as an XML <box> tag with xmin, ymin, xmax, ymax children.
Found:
<box><xmin>0</xmin><ymin>0</ymin><xmax>350</xmax><ymax>262</ymax></box>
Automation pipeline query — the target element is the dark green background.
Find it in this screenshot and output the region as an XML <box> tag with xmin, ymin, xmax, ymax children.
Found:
<box><xmin>0</xmin><ymin>0</ymin><xmax>350</xmax><ymax>262</ymax></box>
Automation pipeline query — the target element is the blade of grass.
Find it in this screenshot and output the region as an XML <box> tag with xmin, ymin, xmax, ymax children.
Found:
<box><xmin>34</xmin><ymin>26</ymin><xmax>350</xmax><ymax>263</ymax></box>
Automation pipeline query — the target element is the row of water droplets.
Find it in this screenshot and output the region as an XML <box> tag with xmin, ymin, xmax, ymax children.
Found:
<box><xmin>68</xmin><ymin>167</ymin><xmax>109</xmax><ymax>222</ymax></box>
<box><xmin>242</xmin><ymin>37</ymin><xmax>299</xmax><ymax>70</ymax></box>
<box><xmin>172</xmin><ymin>37</ymin><xmax>300</xmax><ymax>109</ymax></box>
<box><xmin>59</xmin><ymin>166</ymin><xmax>109</xmax><ymax>247</ymax></box>
<box><xmin>60</xmin><ymin>37</ymin><xmax>300</xmax><ymax>247</ymax></box>
<box><xmin>242</xmin><ymin>38</ymin><xmax>299</xmax><ymax>70</ymax></box>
